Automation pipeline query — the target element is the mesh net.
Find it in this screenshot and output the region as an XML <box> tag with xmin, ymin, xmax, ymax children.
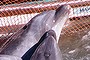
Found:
<box><xmin>0</xmin><ymin>0</ymin><xmax>90</xmax><ymax>51</ymax></box>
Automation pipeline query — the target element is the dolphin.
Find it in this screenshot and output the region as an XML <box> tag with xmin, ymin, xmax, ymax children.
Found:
<box><xmin>0</xmin><ymin>30</ymin><xmax>61</xmax><ymax>60</ymax></box>
<box><xmin>0</xmin><ymin>5</ymin><xmax>70</xmax><ymax>58</ymax></box>
<box><xmin>22</xmin><ymin>30</ymin><xmax>62</xmax><ymax>60</ymax></box>
<box><xmin>0</xmin><ymin>55</ymin><xmax>22</xmax><ymax>60</ymax></box>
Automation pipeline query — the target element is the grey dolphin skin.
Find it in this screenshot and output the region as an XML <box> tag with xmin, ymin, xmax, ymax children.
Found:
<box><xmin>0</xmin><ymin>55</ymin><xmax>22</xmax><ymax>60</ymax></box>
<box><xmin>0</xmin><ymin>30</ymin><xmax>61</xmax><ymax>60</ymax></box>
<box><xmin>0</xmin><ymin>5</ymin><xmax>70</xmax><ymax>59</ymax></box>
<box><xmin>22</xmin><ymin>30</ymin><xmax>62</xmax><ymax>60</ymax></box>
<box><xmin>29</xmin><ymin>30</ymin><xmax>62</xmax><ymax>60</ymax></box>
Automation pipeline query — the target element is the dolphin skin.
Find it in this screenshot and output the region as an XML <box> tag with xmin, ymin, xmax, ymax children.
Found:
<box><xmin>22</xmin><ymin>30</ymin><xmax>62</xmax><ymax>60</ymax></box>
<box><xmin>0</xmin><ymin>55</ymin><xmax>22</xmax><ymax>60</ymax></box>
<box><xmin>0</xmin><ymin>5</ymin><xmax>70</xmax><ymax>58</ymax></box>
<box><xmin>30</xmin><ymin>30</ymin><xmax>62</xmax><ymax>60</ymax></box>
<box><xmin>0</xmin><ymin>30</ymin><xmax>62</xmax><ymax>60</ymax></box>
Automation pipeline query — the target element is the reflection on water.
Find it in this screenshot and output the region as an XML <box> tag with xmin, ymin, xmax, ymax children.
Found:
<box><xmin>59</xmin><ymin>29</ymin><xmax>90</xmax><ymax>60</ymax></box>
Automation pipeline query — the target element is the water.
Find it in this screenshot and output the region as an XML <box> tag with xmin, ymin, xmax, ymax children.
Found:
<box><xmin>59</xmin><ymin>29</ymin><xmax>90</xmax><ymax>60</ymax></box>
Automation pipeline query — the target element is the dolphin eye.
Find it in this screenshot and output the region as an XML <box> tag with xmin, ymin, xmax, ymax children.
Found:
<box><xmin>22</xmin><ymin>25</ymin><xmax>28</xmax><ymax>30</ymax></box>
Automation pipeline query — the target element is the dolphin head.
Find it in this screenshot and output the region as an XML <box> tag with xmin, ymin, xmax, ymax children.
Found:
<box><xmin>30</xmin><ymin>30</ymin><xmax>62</xmax><ymax>60</ymax></box>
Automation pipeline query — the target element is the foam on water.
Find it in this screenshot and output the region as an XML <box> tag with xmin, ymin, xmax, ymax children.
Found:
<box><xmin>59</xmin><ymin>30</ymin><xmax>90</xmax><ymax>60</ymax></box>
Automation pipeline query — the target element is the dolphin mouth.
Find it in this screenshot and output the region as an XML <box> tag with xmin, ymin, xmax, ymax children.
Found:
<box><xmin>52</xmin><ymin>5</ymin><xmax>71</xmax><ymax>42</ymax></box>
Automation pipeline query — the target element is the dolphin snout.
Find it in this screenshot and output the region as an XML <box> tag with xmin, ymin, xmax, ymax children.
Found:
<box><xmin>65</xmin><ymin>5</ymin><xmax>72</xmax><ymax>14</ymax></box>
